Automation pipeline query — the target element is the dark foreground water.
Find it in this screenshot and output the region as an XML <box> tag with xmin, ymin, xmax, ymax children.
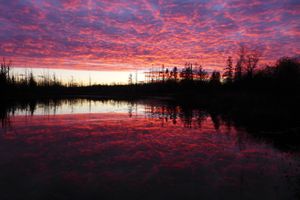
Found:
<box><xmin>0</xmin><ymin>99</ymin><xmax>299</xmax><ymax>200</ymax></box>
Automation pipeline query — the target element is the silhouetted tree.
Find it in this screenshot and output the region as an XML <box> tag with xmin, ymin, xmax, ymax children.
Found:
<box><xmin>161</xmin><ymin>65</ymin><xmax>165</xmax><ymax>82</ymax></box>
<box><xmin>0</xmin><ymin>58</ymin><xmax>11</xmax><ymax>87</ymax></box>
<box><xmin>245</xmin><ymin>52</ymin><xmax>260</xmax><ymax>79</ymax></box>
<box><xmin>28</xmin><ymin>72</ymin><xmax>37</xmax><ymax>87</ymax></box>
<box><xmin>196</xmin><ymin>65</ymin><xmax>208</xmax><ymax>81</ymax></box>
<box><xmin>10</xmin><ymin>75</ymin><xmax>15</xmax><ymax>86</ymax></box>
<box><xmin>275</xmin><ymin>57</ymin><xmax>300</xmax><ymax>84</ymax></box>
<box><xmin>171</xmin><ymin>67</ymin><xmax>178</xmax><ymax>81</ymax></box>
<box><xmin>180</xmin><ymin>63</ymin><xmax>193</xmax><ymax>81</ymax></box>
<box><xmin>165</xmin><ymin>68</ymin><xmax>170</xmax><ymax>81</ymax></box>
<box><xmin>128</xmin><ymin>73</ymin><xmax>133</xmax><ymax>85</ymax></box>
<box><xmin>210</xmin><ymin>71</ymin><xmax>221</xmax><ymax>85</ymax></box>
<box><xmin>234</xmin><ymin>46</ymin><xmax>246</xmax><ymax>81</ymax></box>
<box><xmin>223</xmin><ymin>56</ymin><xmax>233</xmax><ymax>83</ymax></box>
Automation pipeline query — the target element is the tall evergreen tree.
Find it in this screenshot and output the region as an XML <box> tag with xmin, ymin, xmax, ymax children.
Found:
<box><xmin>223</xmin><ymin>56</ymin><xmax>233</xmax><ymax>83</ymax></box>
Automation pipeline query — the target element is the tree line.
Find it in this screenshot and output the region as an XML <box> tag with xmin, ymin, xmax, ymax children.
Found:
<box><xmin>142</xmin><ymin>46</ymin><xmax>300</xmax><ymax>89</ymax></box>
<box><xmin>1</xmin><ymin>48</ymin><xmax>300</xmax><ymax>92</ymax></box>
<box><xmin>0</xmin><ymin>58</ymin><xmax>80</xmax><ymax>89</ymax></box>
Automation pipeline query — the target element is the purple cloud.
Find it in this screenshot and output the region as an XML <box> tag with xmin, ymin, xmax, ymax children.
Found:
<box><xmin>0</xmin><ymin>0</ymin><xmax>299</xmax><ymax>71</ymax></box>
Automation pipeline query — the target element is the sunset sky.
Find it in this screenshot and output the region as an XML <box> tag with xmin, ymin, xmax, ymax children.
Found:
<box><xmin>0</xmin><ymin>0</ymin><xmax>299</xmax><ymax>84</ymax></box>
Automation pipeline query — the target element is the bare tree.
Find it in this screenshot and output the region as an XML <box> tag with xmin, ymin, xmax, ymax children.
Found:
<box><xmin>234</xmin><ymin>46</ymin><xmax>246</xmax><ymax>81</ymax></box>
<box><xmin>246</xmin><ymin>51</ymin><xmax>260</xmax><ymax>79</ymax></box>
<box><xmin>234</xmin><ymin>45</ymin><xmax>261</xmax><ymax>81</ymax></box>
<box><xmin>196</xmin><ymin>65</ymin><xmax>208</xmax><ymax>81</ymax></box>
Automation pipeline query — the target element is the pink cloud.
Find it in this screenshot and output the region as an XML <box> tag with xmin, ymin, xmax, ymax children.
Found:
<box><xmin>0</xmin><ymin>0</ymin><xmax>299</xmax><ymax>71</ymax></box>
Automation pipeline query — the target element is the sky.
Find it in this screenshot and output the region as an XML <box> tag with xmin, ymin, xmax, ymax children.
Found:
<box><xmin>0</xmin><ymin>0</ymin><xmax>299</xmax><ymax>83</ymax></box>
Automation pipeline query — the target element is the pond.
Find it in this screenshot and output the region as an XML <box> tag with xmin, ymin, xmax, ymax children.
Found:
<box><xmin>0</xmin><ymin>99</ymin><xmax>299</xmax><ymax>200</ymax></box>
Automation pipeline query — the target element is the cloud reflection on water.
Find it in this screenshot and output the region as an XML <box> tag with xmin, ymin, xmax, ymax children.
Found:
<box><xmin>0</xmin><ymin>99</ymin><xmax>299</xmax><ymax>199</ymax></box>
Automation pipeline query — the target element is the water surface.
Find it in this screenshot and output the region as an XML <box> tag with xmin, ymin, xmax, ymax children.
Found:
<box><xmin>0</xmin><ymin>99</ymin><xmax>299</xmax><ymax>200</ymax></box>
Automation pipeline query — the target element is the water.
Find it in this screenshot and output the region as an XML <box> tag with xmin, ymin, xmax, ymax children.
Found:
<box><xmin>0</xmin><ymin>99</ymin><xmax>299</xmax><ymax>200</ymax></box>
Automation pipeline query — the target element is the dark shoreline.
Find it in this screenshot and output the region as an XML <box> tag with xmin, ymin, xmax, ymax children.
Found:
<box><xmin>1</xmin><ymin>89</ymin><xmax>300</xmax><ymax>152</ymax></box>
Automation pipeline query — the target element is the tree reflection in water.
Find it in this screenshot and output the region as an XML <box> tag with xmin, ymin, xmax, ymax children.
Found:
<box><xmin>0</xmin><ymin>99</ymin><xmax>300</xmax><ymax>200</ymax></box>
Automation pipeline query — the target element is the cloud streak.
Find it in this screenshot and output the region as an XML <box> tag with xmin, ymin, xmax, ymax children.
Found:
<box><xmin>0</xmin><ymin>0</ymin><xmax>299</xmax><ymax>71</ymax></box>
